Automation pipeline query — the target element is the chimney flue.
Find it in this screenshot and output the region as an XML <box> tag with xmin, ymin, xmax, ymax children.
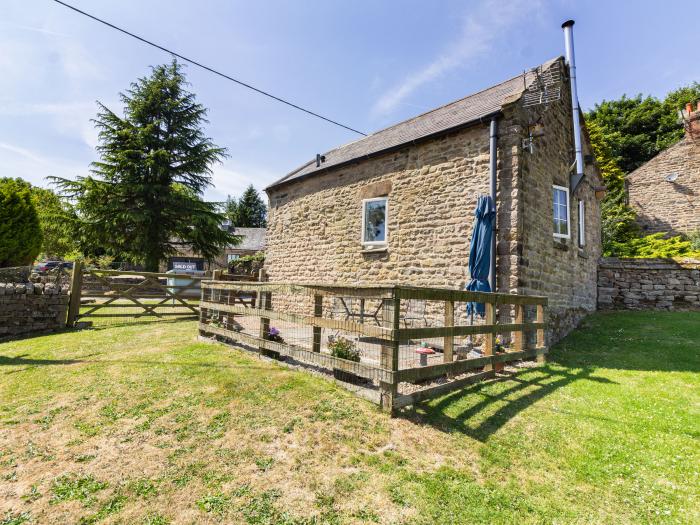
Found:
<box><xmin>562</xmin><ymin>20</ymin><xmax>585</xmax><ymax>191</ymax></box>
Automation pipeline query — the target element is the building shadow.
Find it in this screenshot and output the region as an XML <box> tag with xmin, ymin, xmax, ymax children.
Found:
<box><xmin>396</xmin><ymin>365</ymin><xmax>615</xmax><ymax>442</ymax></box>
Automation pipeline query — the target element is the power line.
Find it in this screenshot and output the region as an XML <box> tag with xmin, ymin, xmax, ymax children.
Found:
<box><xmin>51</xmin><ymin>0</ymin><xmax>368</xmax><ymax>136</ymax></box>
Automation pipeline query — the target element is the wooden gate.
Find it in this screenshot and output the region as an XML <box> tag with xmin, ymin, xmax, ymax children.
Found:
<box><xmin>66</xmin><ymin>261</ymin><xmax>204</xmax><ymax>326</ymax></box>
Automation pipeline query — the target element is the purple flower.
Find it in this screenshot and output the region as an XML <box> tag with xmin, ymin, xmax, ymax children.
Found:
<box><xmin>269</xmin><ymin>327</ymin><xmax>280</xmax><ymax>337</ymax></box>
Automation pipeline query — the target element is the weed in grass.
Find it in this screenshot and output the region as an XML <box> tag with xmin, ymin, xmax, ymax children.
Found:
<box><xmin>79</xmin><ymin>494</ymin><xmax>127</xmax><ymax>524</ymax></box>
<box><xmin>0</xmin><ymin>511</ymin><xmax>31</xmax><ymax>525</ymax></box>
<box><xmin>142</xmin><ymin>512</ymin><xmax>170</xmax><ymax>525</ymax></box>
<box><xmin>128</xmin><ymin>478</ymin><xmax>158</xmax><ymax>498</ymax></box>
<box><xmin>282</xmin><ymin>416</ymin><xmax>301</xmax><ymax>433</ymax></box>
<box><xmin>206</xmin><ymin>411</ymin><xmax>231</xmax><ymax>438</ymax></box>
<box><xmin>50</xmin><ymin>474</ymin><xmax>108</xmax><ymax>505</ymax></box>
<box><xmin>73</xmin><ymin>420</ymin><xmax>101</xmax><ymax>437</ymax></box>
<box><xmin>21</xmin><ymin>484</ymin><xmax>41</xmax><ymax>503</ymax></box>
<box><xmin>254</xmin><ymin>456</ymin><xmax>274</xmax><ymax>472</ymax></box>
<box><xmin>196</xmin><ymin>493</ymin><xmax>232</xmax><ymax>515</ymax></box>
<box><xmin>239</xmin><ymin>489</ymin><xmax>299</xmax><ymax>525</ymax></box>
<box><xmin>352</xmin><ymin>509</ymin><xmax>380</xmax><ymax>522</ymax></box>
<box><xmin>75</xmin><ymin>454</ymin><xmax>96</xmax><ymax>463</ymax></box>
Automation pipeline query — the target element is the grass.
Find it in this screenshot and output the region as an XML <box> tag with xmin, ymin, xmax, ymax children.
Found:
<box><xmin>0</xmin><ymin>312</ymin><xmax>698</xmax><ymax>523</ymax></box>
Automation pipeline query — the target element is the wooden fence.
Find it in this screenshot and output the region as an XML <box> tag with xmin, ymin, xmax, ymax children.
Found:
<box><xmin>199</xmin><ymin>280</ymin><xmax>547</xmax><ymax>412</ymax></box>
<box><xmin>66</xmin><ymin>261</ymin><xmax>206</xmax><ymax>325</ymax></box>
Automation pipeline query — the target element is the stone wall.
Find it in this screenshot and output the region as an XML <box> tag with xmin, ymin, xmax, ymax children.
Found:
<box><xmin>515</xmin><ymin>80</ymin><xmax>603</xmax><ymax>341</ymax></box>
<box><xmin>627</xmin><ymin>137</ymin><xmax>700</xmax><ymax>236</ymax></box>
<box><xmin>0</xmin><ymin>282</ymin><xmax>69</xmax><ymax>339</ymax></box>
<box><xmin>598</xmin><ymin>258</ymin><xmax>700</xmax><ymax>310</ymax></box>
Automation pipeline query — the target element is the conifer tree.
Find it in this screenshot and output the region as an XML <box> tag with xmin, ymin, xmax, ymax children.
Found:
<box><xmin>54</xmin><ymin>61</ymin><xmax>236</xmax><ymax>271</ymax></box>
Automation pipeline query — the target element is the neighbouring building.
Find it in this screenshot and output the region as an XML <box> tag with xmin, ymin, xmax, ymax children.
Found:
<box><xmin>264</xmin><ymin>56</ymin><xmax>604</xmax><ymax>343</ymax></box>
<box><xmin>166</xmin><ymin>226</ymin><xmax>266</xmax><ymax>272</ymax></box>
<box><xmin>626</xmin><ymin>101</ymin><xmax>700</xmax><ymax>236</ymax></box>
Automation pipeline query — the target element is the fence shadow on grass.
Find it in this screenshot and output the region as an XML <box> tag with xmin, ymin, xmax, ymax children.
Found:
<box><xmin>397</xmin><ymin>365</ymin><xmax>615</xmax><ymax>442</ymax></box>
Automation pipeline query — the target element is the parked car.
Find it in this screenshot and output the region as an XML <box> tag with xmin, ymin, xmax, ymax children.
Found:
<box><xmin>34</xmin><ymin>261</ymin><xmax>73</xmax><ymax>274</ymax></box>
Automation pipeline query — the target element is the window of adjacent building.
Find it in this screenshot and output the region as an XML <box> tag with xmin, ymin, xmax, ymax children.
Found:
<box><xmin>578</xmin><ymin>199</ymin><xmax>586</xmax><ymax>247</ymax></box>
<box><xmin>553</xmin><ymin>185</ymin><xmax>570</xmax><ymax>239</ymax></box>
<box><xmin>227</xmin><ymin>254</ymin><xmax>240</xmax><ymax>263</ymax></box>
<box><xmin>362</xmin><ymin>197</ymin><xmax>388</xmax><ymax>247</ymax></box>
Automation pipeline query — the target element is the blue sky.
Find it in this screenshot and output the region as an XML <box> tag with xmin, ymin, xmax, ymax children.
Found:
<box><xmin>1</xmin><ymin>0</ymin><xmax>697</xmax><ymax>201</ymax></box>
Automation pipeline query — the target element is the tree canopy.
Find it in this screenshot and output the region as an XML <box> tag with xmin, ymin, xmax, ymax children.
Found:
<box><xmin>0</xmin><ymin>178</ymin><xmax>42</xmax><ymax>267</ymax></box>
<box><xmin>586</xmin><ymin>82</ymin><xmax>700</xmax><ymax>173</ymax></box>
<box><xmin>30</xmin><ymin>186</ymin><xmax>78</xmax><ymax>260</ymax></box>
<box><xmin>53</xmin><ymin>61</ymin><xmax>237</xmax><ymax>271</ymax></box>
<box><xmin>225</xmin><ymin>185</ymin><xmax>267</xmax><ymax>228</ymax></box>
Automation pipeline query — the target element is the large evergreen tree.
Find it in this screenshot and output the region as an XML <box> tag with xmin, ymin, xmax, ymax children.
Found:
<box><xmin>0</xmin><ymin>178</ymin><xmax>42</xmax><ymax>267</ymax></box>
<box><xmin>225</xmin><ymin>185</ymin><xmax>267</xmax><ymax>228</ymax></box>
<box><xmin>53</xmin><ymin>61</ymin><xmax>236</xmax><ymax>271</ymax></box>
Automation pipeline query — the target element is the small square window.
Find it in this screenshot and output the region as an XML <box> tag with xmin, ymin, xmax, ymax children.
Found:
<box><xmin>362</xmin><ymin>197</ymin><xmax>388</xmax><ymax>247</ymax></box>
<box><xmin>553</xmin><ymin>185</ymin><xmax>570</xmax><ymax>239</ymax></box>
<box><xmin>227</xmin><ymin>254</ymin><xmax>240</xmax><ymax>263</ymax></box>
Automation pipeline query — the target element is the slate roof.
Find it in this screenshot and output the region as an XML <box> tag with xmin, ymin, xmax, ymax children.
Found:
<box><xmin>267</xmin><ymin>57</ymin><xmax>561</xmax><ymax>190</ymax></box>
<box><xmin>230</xmin><ymin>228</ymin><xmax>266</xmax><ymax>251</ymax></box>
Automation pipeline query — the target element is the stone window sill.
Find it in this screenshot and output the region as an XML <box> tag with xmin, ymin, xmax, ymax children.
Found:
<box><xmin>553</xmin><ymin>240</ymin><xmax>569</xmax><ymax>252</ymax></box>
<box><xmin>578</xmin><ymin>249</ymin><xmax>588</xmax><ymax>259</ymax></box>
<box><xmin>361</xmin><ymin>245</ymin><xmax>388</xmax><ymax>254</ymax></box>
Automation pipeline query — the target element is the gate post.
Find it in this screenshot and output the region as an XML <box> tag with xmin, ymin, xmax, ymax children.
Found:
<box><xmin>66</xmin><ymin>260</ymin><xmax>83</xmax><ymax>327</ymax></box>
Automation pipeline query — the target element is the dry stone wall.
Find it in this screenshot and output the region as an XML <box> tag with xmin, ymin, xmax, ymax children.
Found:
<box><xmin>0</xmin><ymin>282</ymin><xmax>69</xmax><ymax>339</ymax></box>
<box><xmin>598</xmin><ymin>258</ymin><xmax>700</xmax><ymax>310</ymax></box>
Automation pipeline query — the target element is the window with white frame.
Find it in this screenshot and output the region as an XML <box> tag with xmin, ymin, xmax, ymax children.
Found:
<box><xmin>553</xmin><ymin>185</ymin><xmax>570</xmax><ymax>239</ymax></box>
<box><xmin>227</xmin><ymin>254</ymin><xmax>240</xmax><ymax>263</ymax></box>
<box><xmin>578</xmin><ymin>199</ymin><xmax>586</xmax><ymax>247</ymax></box>
<box><xmin>362</xmin><ymin>197</ymin><xmax>388</xmax><ymax>247</ymax></box>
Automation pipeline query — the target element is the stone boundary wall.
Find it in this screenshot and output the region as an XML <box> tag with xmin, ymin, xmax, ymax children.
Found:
<box><xmin>598</xmin><ymin>258</ymin><xmax>700</xmax><ymax>310</ymax></box>
<box><xmin>0</xmin><ymin>282</ymin><xmax>70</xmax><ymax>339</ymax></box>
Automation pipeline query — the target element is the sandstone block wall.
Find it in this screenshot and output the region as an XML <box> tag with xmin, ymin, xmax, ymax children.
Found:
<box><xmin>598</xmin><ymin>258</ymin><xmax>700</xmax><ymax>310</ymax></box>
<box><xmin>627</xmin><ymin>137</ymin><xmax>700</xmax><ymax>236</ymax></box>
<box><xmin>0</xmin><ymin>282</ymin><xmax>69</xmax><ymax>339</ymax></box>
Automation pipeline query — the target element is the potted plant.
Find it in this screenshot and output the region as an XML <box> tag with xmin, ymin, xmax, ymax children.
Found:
<box><xmin>262</xmin><ymin>326</ymin><xmax>285</xmax><ymax>360</ymax></box>
<box><xmin>494</xmin><ymin>336</ymin><xmax>507</xmax><ymax>372</ymax></box>
<box><xmin>329</xmin><ymin>337</ymin><xmax>365</xmax><ymax>384</ymax></box>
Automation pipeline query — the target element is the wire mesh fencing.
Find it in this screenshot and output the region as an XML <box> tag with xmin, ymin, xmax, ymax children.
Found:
<box><xmin>199</xmin><ymin>281</ymin><xmax>549</xmax><ymax>412</ymax></box>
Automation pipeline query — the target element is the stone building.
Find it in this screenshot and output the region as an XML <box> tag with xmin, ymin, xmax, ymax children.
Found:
<box><xmin>626</xmin><ymin>102</ymin><xmax>700</xmax><ymax>236</ymax></box>
<box><xmin>166</xmin><ymin>227</ymin><xmax>266</xmax><ymax>272</ymax></box>
<box><xmin>265</xmin><ymin>57</ymin><xmax>603</xmax><ymax>342</ymax></box>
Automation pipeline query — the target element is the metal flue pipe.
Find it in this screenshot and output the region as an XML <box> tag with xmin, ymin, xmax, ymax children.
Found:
<box><xmin>562</xmin><ymin>20</ymin><xmax>585</xmax><ymax>190</ymax></box>
<box><xmin>488</xmin><ymin>116</ymin><xmax>498</xmax><ymax>293</ymax></box>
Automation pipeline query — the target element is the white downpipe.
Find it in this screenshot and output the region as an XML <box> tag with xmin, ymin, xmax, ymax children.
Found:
<box><xmin>562</xmin><ymin>20</ymin><xmax>584</xmax><ymax>190</ymax></box>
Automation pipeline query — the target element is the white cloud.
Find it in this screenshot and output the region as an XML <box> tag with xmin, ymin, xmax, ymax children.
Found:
<box><xmin>371</xmin><ymin>0</ymin><xmax>543</xmax><ymax>117</ymax></box>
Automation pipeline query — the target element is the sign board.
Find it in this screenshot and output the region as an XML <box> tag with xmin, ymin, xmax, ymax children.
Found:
<box><xmin>173</xmin><ymin>261</ymin><xmax>198</xmax><ymax>272</ymax></box>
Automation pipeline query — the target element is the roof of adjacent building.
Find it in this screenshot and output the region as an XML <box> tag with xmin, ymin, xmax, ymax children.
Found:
<box><xmin>267</xmin><ymin>57</ymin><xmax>561</xmax><ymax>191</ymax></box>
<box><xmin>229</xmin><ymin>227</ymin><xmax>266</xmax><ymax>251</ymax></box>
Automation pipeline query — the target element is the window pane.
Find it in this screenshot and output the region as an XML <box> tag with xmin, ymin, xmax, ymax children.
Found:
<box><xmin>364</xmin><ymin>200</ymin><xmax>386</xmax><ymax>242</ymax></box>
<box><xmin>553</xmin><ymin>188</ymin><xmax>568</xmax><ymax>236</ymax></box>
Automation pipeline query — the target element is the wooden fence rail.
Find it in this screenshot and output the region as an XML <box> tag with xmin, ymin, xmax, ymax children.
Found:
<box><xmin>199</xmin><ymin>280</ymin><xmax>548</xmax><ymax>413</ymax></box>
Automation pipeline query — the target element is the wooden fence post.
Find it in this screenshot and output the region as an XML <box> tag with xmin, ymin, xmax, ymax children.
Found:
<box><xmin>444</xmin><ymin>300</ymin><xmax>454</xmax><ymax>372</ymax></box>
<box><xmin>483</xmin><ymin>300</ymin><xmax>496</xmax><ymax>372</ymax></box>
<box><xmin>258</xmin><ymin>269</ymin><xmax>271</xmax><ymax>354</ymax></box>
<box><xmin>513</xmin><ymin>304</ymin><xmax>524</xmax><ymax>351</ymax></box>
<box><xmin>66</xmin><ymin>260</ymin><xmax>83</xmax><ymax>327</ymax></box>
<box><xmin>212</xmin><ymin>269</ymin><xmax>223</xmax><ymax>281</ymax></box>
<box><xmin>312</xmin><ymin>294</ymin><xmax>323</xmax><ymax>353</ymax></box>
<box><xmin>379</xmin><ymin>292</ymin><xmax>400</xmax><ymax>413</ymax></box>
<box><xmin>536</xmin><ymin>304</ymin><xmax>546</xmax><ymax>363</ymax></box>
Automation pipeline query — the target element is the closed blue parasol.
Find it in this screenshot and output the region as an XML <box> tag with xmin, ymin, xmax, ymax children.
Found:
<box><xmin>466</xmin><ymin>195</ymin><xmax>496</xmax><ymax>317</ymax></box>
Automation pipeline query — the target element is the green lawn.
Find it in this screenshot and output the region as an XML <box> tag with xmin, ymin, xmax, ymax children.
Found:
<box><xmin>0</xmin><ymin>312</ymin><xmax>698</xmax><ymax>524</ymax></box>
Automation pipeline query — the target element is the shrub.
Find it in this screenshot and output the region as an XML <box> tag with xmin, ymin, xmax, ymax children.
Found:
<box><xmin>265</xmin><ymin>327</ymin><xmax>284</xmax><ymax>343</ymax></box>
<box><xmin>328</xmin><ymin>337</ymin><xmax>360</xmax><ymax>362</ymax></box>
<box><xmin>0</xmin><ymin>178</ymin><xmax>42</xmax><ymax>266</ymax></box>
<box><xmin>228</xmin><ymin>251</ymin><xmax>264</xmax><ymax>274</ymax></box>
<box><xmin>689</xmin><ymin>229</ymin><xmax>700</xmax><ymax>252</ymax></box>
<box><xmin>608</xmin><ymin>232</ymin><xmax>697</xmax><ymax>258</ymax></box>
